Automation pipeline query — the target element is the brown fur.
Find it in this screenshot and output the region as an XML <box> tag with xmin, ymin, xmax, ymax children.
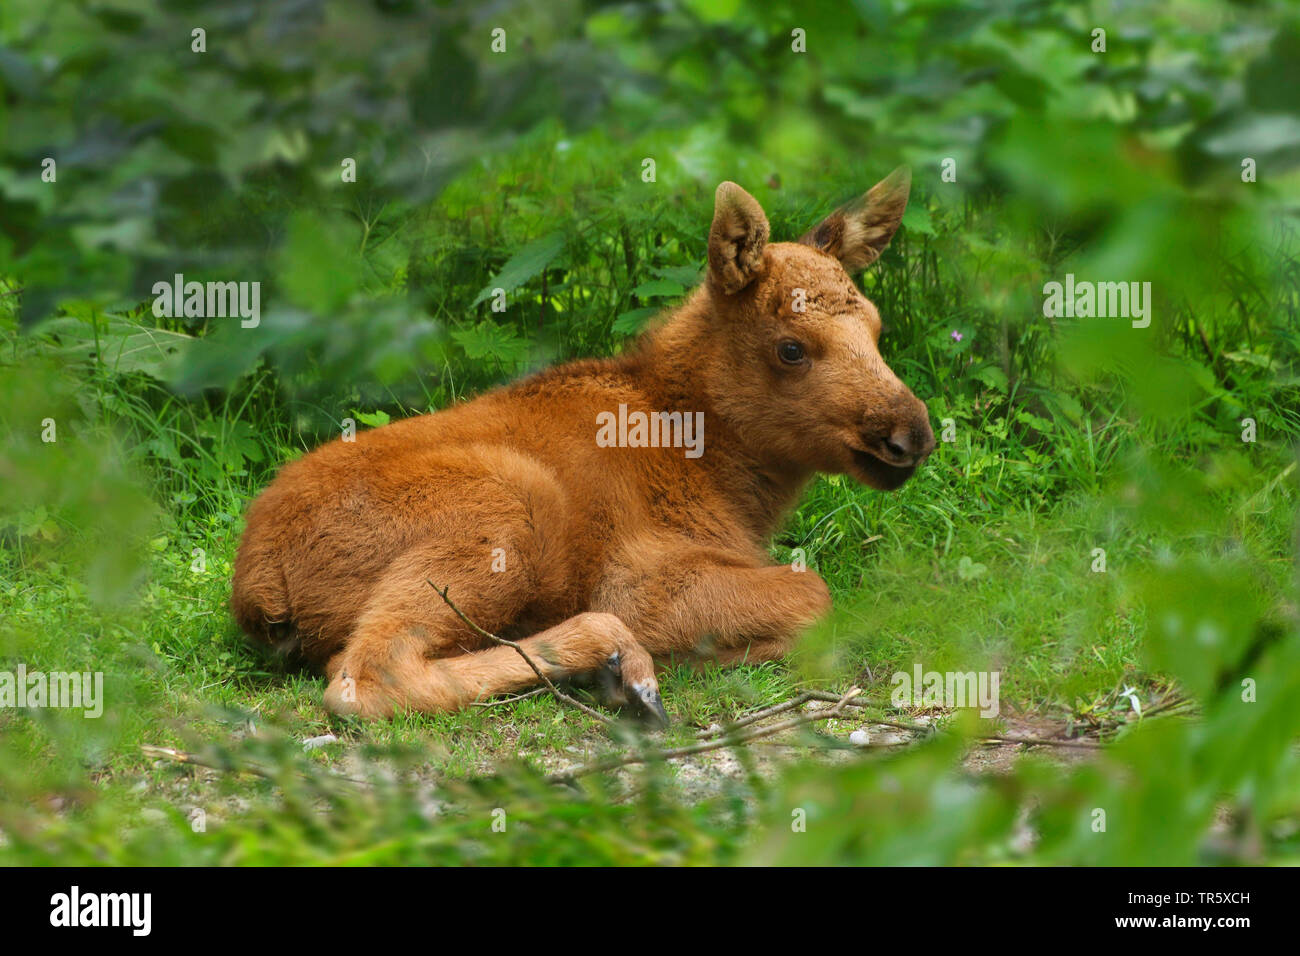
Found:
<box><xmin>231</xmin><ymin>170</ymin><xmax>934</xmax><ymax>719</ymax></box>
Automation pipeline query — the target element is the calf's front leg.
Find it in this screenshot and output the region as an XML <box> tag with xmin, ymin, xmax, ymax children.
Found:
<box><xmin>594</xmin><ymin>543</ymin><xmax>833</xmax><ymax>666</ymax></box>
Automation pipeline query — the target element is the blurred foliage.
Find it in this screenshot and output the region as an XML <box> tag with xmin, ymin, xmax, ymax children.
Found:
<box><xmin>1</xmin><ymin>0</ymin><xmax>1299</xmax><ymax>864</ymax></box>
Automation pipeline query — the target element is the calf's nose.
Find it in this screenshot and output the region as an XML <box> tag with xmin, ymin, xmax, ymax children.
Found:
<box><xmin>869</xmin><ymin>389</ymin><xmax>934</xmax><ymax>466</ymax></box>
<box><xmin>882</xmin><ymin>416</ymin><xmax>935</xmax><ymax>464</ymax></box>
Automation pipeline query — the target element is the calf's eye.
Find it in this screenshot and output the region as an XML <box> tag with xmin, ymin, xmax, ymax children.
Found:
<box><xmin>778</xmin><ymin>341</ymin><xmax>805</xmax><ymax>364</ymax></box>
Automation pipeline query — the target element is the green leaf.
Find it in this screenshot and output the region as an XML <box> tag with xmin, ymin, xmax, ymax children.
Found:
<box><xmin>450</xmin><ymin>322</ymin><xmax>530</xmax><ymax>365</ymax></box>
<box><xmin>652</xmin><ymin>265</ymin><xmax>704</xmax><ymax>287</ymax></box>
<box><xmin>1221</xmin><ymin>350</ymin><xmax>1277</xmax><ymax>370</ymax></box>
<box><xmin>35</xmin><ymin>314</ymin><xmax>196</xmax><ymax>381</ymax></box>
<box><xmin>612</xmin><ymin>307</ymin><xmax>657</xmax><ymax>336</ymax></box>
<box><xmin>631</xmin><ymin>278</ymin><xmax>685</xmax><ymax>299</ymax></box>
<box><xmin>973</xmin><ymin>365</ymin><xmax>1008</xmax><ymax>392</ymax></box>
<box><xmin>354</xmin><ymin>409</ymin><xmax>390</xmax><ymax>428</ymax></box>
<box><xmin>1201</xmin><ymin>114</ymin><xmax>1300</xmax><ymax>156</ymax></box>
<box><xmin>1040</xmin><ymin>390</ymin><xmax>1083</xmax><ymax>425</ymax></box>
<box><xmin>280</xmin><ymin>212</ymin><xmax>364</xmax><ymax>313</ymax></box>
<box><xmin>471</xmin><ymin>233</ymin><xmax>566</xmax><ymax>307</ymax></box>
<box><xmin>902</xmin><ymin>203</ymin><xmax>935</xmax><ymax>236</ymax></box>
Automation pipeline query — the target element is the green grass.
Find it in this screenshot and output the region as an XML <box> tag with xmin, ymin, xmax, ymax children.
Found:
<box><xmin>4</xmin><ymin>206</ymin><xmax>1299</xmax><ymax>861</ymax></box>
<box><xmin>3</xmin><ymin>70</ymin><xmax>1299</xmax><ymax>860</ymax></box>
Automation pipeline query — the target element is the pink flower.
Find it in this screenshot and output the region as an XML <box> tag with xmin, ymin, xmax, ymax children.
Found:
<box><xmin>950</xmin><ymin>330</ymin><xmax>963</xmax><ymax>342</ymax></box>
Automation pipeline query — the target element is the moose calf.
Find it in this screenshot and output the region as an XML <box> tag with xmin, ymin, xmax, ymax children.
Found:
<box><xmin>231</xmin><ymin>169</ymin><xmax>935</xmax><ymax>721</ymax></box>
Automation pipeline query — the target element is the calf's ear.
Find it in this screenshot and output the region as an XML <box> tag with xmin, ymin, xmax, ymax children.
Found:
<box><xmin>708</xmin><ymin>181</ymin><xmax>770</xmax><ymax>295</ymax></box>
<box><xmin>799</xmin><ymin>166</ymin><xmax>911</xmax><ymax>271</ymax></box>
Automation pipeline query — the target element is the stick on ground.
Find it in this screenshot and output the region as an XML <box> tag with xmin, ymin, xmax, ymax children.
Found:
<box><xmin>548</xmin><ymin>686</ymin><xmax>863</xmax><ymax>784</ymax></box>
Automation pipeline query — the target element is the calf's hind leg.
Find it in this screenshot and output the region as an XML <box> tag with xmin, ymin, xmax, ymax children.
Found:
<box><xmin>322</xmin><ymin>542</ymin><xmax>661</xmax><ymax>719</ymax></box>
<box><xmin>325</xmin><ymin>608</ymin><xmax>662</xmax><ymax>720</ymax></box>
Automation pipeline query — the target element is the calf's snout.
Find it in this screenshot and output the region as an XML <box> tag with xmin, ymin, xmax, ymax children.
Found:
<box><xmin>865</xmin><ymin>390</ymin><xmax>935</xmax><ymax>467</ymax></box>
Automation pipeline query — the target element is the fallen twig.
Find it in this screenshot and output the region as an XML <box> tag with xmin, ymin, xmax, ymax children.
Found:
<box><xmin>695</xmin><ymin>691</ymin><xmax>818</xmax><ymax>737</ymax></box>
<box><xmin>804</xmin><ymin>689</ymin><xmax>932</xmax><ymax>732</ymax></box>
<box><xmin>1140</xmin><ymin>695</ymin><xmax>1195</xmax><ymax>719</ymax></box>
<box><xmin>548</xmin><ymin>686</ymin><xmax>862</xmax><ymax>784</ymax></box>
<box><xmin>980</xmin><ymin>734</ymin><xmax>1100</xmax><ymax>750</ymax></box>
<box><xmin>803</xmin><ymin>690</ymin><xmax>1102</xmax><ymax>748</ymax></box>
<box><xmin>140</xmin><ymin>744</ymin><xmax>370</xmax><ymax>787</ymax></box>
<box><xmin>756</xmin><ymin>738</ymin><xmax>911</xmax><ymax>750</ymax></box>
<box><xmin>427</xmin><ymin>580</ymin><xmax>612</xmax><ymax>725</ymax></box>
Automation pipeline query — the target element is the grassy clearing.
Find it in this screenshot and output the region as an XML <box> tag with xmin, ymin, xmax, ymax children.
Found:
<box><xmin>4</xmin><ymin>251</ymin><xmax>1297</xmax><ymax>862</ymax></box>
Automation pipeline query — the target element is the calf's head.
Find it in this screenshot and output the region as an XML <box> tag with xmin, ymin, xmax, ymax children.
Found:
<box><xmin>702</xmin><ymin>169</ymin><xmax>935</xmax><ymax>491</ymax></box>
